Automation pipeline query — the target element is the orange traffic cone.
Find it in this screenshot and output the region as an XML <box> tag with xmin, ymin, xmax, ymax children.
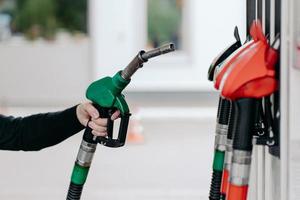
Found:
<box><xmin>126</xmin><ymin>110</ymin><xmax>144</xmax><ymax>144</ymax></box>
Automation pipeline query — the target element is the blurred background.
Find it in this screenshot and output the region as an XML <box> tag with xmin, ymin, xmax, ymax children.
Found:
<box><xmin>0</xmin><ymin>0</ymin><xmax>245</xmax><ymax>199</ymax></box>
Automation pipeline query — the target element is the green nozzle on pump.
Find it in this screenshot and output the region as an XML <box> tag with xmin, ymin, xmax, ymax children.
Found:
<box><xmin>86</xmin><ymin>72</ymin><xmax>131</xmax><ymax>115</ymax></box>
<box><xmin>66</xmin><ymin>43</ymin><xmax>175</xmax><ymax>200</ymax></box>
<box><xmin>86</xmin><ymin>43</ymin><xmax>175</xmax><ymax>148</ymax></box>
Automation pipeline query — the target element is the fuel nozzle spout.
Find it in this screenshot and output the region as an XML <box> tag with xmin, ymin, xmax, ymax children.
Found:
<box><xmin>121</xmin><ymin>43</ymin><xmax>175</xmax><ymax>80</ymax></box>
<box><xmin>142</xmin><ymin>43</ymin><xmax>175</xmax><ymax>60</ymax></box>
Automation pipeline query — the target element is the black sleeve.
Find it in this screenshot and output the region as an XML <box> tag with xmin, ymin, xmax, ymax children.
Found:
<box><xmin>0</xmin><ymin>105</ymin><xmax>85</xmax><ymax>151</ymax></box>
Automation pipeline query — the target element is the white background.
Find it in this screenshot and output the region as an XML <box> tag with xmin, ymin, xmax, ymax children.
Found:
<box><xmin>90</xmin><ymin>0</ymin><xmax>246</xmax><ymax>92</ymax></box>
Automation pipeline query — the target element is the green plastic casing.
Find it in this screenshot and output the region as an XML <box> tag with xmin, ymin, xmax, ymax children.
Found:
<box><xmin>86</xmin><ymin>71</ymin><xmax>131</xmax><ymax>114</ymax></box>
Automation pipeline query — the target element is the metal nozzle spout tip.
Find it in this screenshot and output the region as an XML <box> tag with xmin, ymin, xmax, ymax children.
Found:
<box><xmin>161</xmin><ymin>43</ymin><xmax>175</xmax><ymax>52</ymax></box>
<box><xmin>157</xmin><ymin>43</ymin><xmax>176</xmax><ymax>55</ymax></box>
<box><xmin>141</xmin><ymin>43</ymin><xmax>176</xmax><ymax>61</ymax></box>
<box><xmin>121</xmin><ymin>43</ymin><xmax>176</xmax><ymax>80</ymax></box>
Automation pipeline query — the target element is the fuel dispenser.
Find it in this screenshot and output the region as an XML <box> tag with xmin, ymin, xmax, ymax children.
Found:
<box><xmin>209</xmin><ymin>20</ymin><xmax>279</xmax><ymax>200</ymax></box>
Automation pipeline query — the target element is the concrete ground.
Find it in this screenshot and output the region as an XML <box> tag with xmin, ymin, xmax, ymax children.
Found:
<box><xmin>0</xmin><ymin>93</ymin><xmax>218</xmax><ymax>200</ymax></box>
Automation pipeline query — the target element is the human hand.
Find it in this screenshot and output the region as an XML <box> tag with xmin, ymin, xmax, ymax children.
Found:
<box><xmin>76</xmin><ymin>102</ymin><xmax>120</xmax><ymax>136</ymax></box>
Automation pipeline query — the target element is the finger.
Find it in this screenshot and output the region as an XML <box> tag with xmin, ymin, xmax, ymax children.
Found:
<box><xmin>111</xmin><ymin>110</ymin><xmax>121</xmax><ymax>120</ymax></box>
<box><xmin>85</xmin><ymin>103</ymin><xmax>99</xmax><ymax>119</ymax></box>
<box><xmin>92</xmin><ymin>118</ymin><xmax>107</xmax><ymax>126</ymax></box>
<box><xmin>88</xmin><ymin>121</ymin><xmax>107</xmax><ymax>133</ymax></box>
<box><xmin>92</xmin><ymin>130</ymin><xmax>107</xmax><ymax>137</ymax></box>
<box><xmin>82</xmin><ymin>118</ymin><xmax>89</xmax><ymax>127</ymax></box>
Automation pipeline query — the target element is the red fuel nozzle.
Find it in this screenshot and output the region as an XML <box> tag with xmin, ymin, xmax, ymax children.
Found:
<box><xmin>219</xmin><ymin>20</ymin><xmax>278</xmax><ymax>100</ymax></box>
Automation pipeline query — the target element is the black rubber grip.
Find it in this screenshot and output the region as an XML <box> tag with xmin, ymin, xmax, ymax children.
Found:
<box><xmin>83</xmin><ymin>104</ymin><xmax>112</xmax><ymax>144</ymax></box>
<box><xmin>233</xmin><ymin>98</ymin><xmax>260</xmax><ymax>151</ymax></box>
<box><xmin>66</xmin><ymin>182</ymin><xmax>83</xmax><ymax>200</ymax></box>
<box><xmin>207</xmin><ymin>39</ymin><xmax>241</xmax><ymax>81</ymax></box>
<box><xmin>209</xmin><ymin>170</ymin><xmax>223</xmax><ymax>200</ymax></box>
<box><xmin>218</xmin><ymin>99</ymin><xmax>231</xmax><ymax>125</ymax></box>
<box><xmin>227</xmin><ymin>104</ymin><xmax>236</xmax><ymax>140</ymax></box>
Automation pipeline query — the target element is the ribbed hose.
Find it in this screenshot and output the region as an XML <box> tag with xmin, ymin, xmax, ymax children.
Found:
<box><xmin>209</xmin><ymin>170</ymin><xmax>223</xmax><ymax>200</ymax></box>
<box><xmin>218</xmin><ymin>99</ymin><xmax>231</xmax><ymax>125</ymax></box>
<box><xmin>66</xmin><ymin>182</ymin><xmax>84</xmax><ymax>200</ymax></box>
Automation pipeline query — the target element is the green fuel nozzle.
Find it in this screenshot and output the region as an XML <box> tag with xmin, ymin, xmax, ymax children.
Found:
<box><xmin>86</xmin><ymin>43</ymin><xmax>175</xmax><ymax>147</ymax></box>
<box><xmin>66</xmin><ymin>43</ymin><xmax>175</xmax><ymax>200</ymax></box>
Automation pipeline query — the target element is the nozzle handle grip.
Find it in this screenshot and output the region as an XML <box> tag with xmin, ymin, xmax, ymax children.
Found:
<box><xmin>94</xmin><ymin>104</ymin><xmax>131</xmax><ymax>148</ymax></box>
<box><xmin>83</xmin><ymin>104</ymin><xmax>130</xmax><ymax>148</ymax></box>
<box><xmin>82</xmin><ymin>104</ymin><xmax>113</xmax><ymax>144</ymax></box>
